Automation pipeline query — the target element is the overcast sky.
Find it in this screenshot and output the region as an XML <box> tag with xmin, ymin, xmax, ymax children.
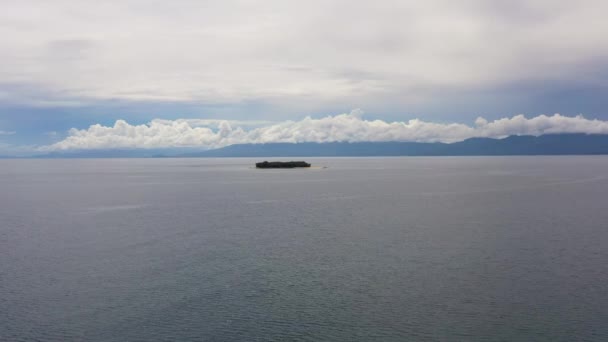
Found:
<box><xmin>1</xmin><ymin>0</ymin><xmax>608</xmax><ymax>152</ymax></box>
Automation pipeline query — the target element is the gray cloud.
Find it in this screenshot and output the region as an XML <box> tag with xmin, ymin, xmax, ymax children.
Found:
<box><xmin>42</xmin><ymin>110</ymin><xmax>608</xmax><ymax>150</ymax></box>
<box><xmin>1</xmin><ymin>0</ymin><xmax>607</xmax><ymax>110</ymax></box>
<box><xmin>0</xmin><ymin>82</ymin><xmax>88</xmax><ymax>107</ymax></box>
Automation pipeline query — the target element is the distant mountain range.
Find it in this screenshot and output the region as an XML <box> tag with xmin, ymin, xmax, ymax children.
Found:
<box><xmin>11</xmin><ymin>134</ymin><xmax>608</xmax><ymax>158</ymax></box>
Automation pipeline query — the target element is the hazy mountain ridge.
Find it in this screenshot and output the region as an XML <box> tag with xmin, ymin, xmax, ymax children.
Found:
<box><xmin>184</xmin><ymin>134</ymin><xmax>608</xmax><ymax>157</ymax></box>
<box><xmin>15</xmin><ymin>134</ymin><xmax>608</xmax><ymax>158</ymax></box>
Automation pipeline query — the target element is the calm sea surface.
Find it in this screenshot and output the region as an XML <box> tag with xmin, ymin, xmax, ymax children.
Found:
<box><xmin>1</xmin><ymin>157</ymin><xmax>608</xmax><ymax>341</ymax></box>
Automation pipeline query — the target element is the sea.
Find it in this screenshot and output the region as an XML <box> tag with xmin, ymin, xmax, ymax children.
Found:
<box><xmin>1</xmin><ymin>157</ymin><xmax>607</xmax><ymax>341</ymax></box>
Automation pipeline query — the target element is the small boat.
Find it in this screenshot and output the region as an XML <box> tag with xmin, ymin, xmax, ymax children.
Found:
<box><xmin>255</xmin><ymin>161</ymin><xmax>311</xmax><ymax>168</ymax></box>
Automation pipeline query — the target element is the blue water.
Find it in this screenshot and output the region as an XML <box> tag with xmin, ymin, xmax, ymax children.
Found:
<box><xmin>1</xmin><ymin>157</ymin><xmax>608</xmax><ymax>341</ymax></box>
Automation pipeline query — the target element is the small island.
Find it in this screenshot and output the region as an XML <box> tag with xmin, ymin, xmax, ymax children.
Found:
<box><xmin>256</xmin><ymin>161</ymin><xmax>311</xmax><ymax>169</ymax></box>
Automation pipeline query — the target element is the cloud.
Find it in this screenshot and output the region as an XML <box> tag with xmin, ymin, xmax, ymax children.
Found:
<box><xmin>154</xmin><ymin>119</ymin><xmax>278</xmax><ymax>129</ymax></box>
<box><xmin>42</xmin><ymin>110</ymin><xmax>608</xmax><ymax>151</ymax></box>
<box><xmin>0</xmin><ymin>142</ymin><xmax>38</xmax><ymax>156</ymax></box>
<box><xmin>0</xmin><ymin>130</ymin><xmax>16</xmax><ymax>135</ymax></box>
<box><xmin>1</xmin><ymin>0</ymin><xmax>607</xmax><ymax>109</ymax></box>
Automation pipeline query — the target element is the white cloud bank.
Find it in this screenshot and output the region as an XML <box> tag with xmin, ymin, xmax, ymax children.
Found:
<box><xmin>43</xmin><ymin>110</ymin><xmax>608</xmax><ymax>151</ymax></box>
<box><xmin>0</xmin><ymin>131</ymin><xmax>15</xmax><ymax>135</ymax></box>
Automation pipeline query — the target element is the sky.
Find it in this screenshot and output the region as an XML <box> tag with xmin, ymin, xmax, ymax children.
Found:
<box><xmin>1</xmin><ymin>0</ymin><xmax>608</xmax><ymax>153</ymax></box>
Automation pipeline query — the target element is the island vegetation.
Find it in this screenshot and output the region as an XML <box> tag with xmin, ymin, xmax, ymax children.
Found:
<box><xmin>255</xmin><ymin>161</ymin><xmax>311</xmax><ymax>168</ymax></box>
